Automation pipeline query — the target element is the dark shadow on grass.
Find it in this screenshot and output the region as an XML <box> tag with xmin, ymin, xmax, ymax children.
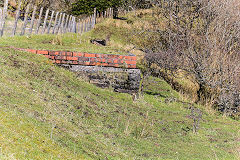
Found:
<box><xmin>114</xmin><ymin>17</ymin><xmax>128</xmax><ymax>20</ymax></box>
<box><xmin>144</xmin><ymin>91</ymin><xmax>167</xmax><ymax>98</ymax></box>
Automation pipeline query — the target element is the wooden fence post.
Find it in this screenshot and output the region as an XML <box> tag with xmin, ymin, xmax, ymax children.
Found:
<box><xmin>64</xmin><ymin>14</ymin><xmax>69</xmax><ymax>33</ymax></box>
<box><xmin>0</xmin><ymin>9</ymin><xmax>3</xmax><ymax>36</ymax></box>
<box><xmin>35</xmin><ymin>7</ymin><xmax>44</xmax><ymax>34</ymax></box>
<box><xmin>80</xmin><ymin>19</ymin><xmax>84</xmax><ymax>34</ymax></box>
<box><xmin>70</xmin><ymin>16</ymin><xmax>74</xmax><ymax>32</ymax></box>
<box><xmin>79</xmin><ymin>19</ymin><xmax>81</xmax><ymax>34</ymax></box>
<box><xmin>76</xmin><ymin>19</ymin><xmax>79</xmax><ymax>34</ymax></box>
<box><xmin>71</xmin><ymin>16</ymin><xmax>76</xmax><ymax>33</ymax></box>
<box><xmin>56</xmin><ymin>13</ymin><xmax>62</xmax><ymax>34</ymax></box>
<box><xmin>88</xmin><ymin>15</ymin><xmax>91</xmax><ymax>31</ymax></box>
<box><xmin>96</xmin><ymin>11</ymin><xmax>98</xmax><ymax>23</ymax></box>
<box><xmin>29</xmin><ymin>5</ymin><xmax>37</xmax><ymax>35</ymax></box>
<box><xmin>68</xmin><ymin>15</ymin><xmax>72</xmax><ymax>32</ymax></box>
<box><xmin>12</xmin><ymin>0</ymin><xmax>22</xmax><ymax>36</ymax></box>
<box><xmin>93</xmin><ymin>8</ymin><xmax>96</xmax><ymax>27</ymax></box>
<box><xmin>67</xmin><ymin>15</ymin><xmax>71</xmax><ymax>32</ymax></box>
<box><xmin>86</xmin><ymin>16</ymin><xmax>89</xmax><ymax>31</ymax></box>
<box><xmin>84</xmin><ymin>18</ymin><xmax>87</xmax><ymax>32</ymax></box>
<box><xmin>109</xmin><ymin>8</ymin><xmax>112</xmax><ymax>18</ymax></box>
<box><xmin>41</xmin><ymin>9</ymin><xmax>49</xmax><ymax>34</ymax></box>
<box><xmin>60</xmin><ymin>13</ymin><xmax>65</xmax><ymax>34</ymax></box>
<box><xmin>52</xmin><ymin>12</ymin><xmax>59</xmax><ymax>34</ymax></box>
<box><xmin>98</xmin><ymin>11</ymin><xmax>101</xmax><ymax>23</ymax></box>
<box><xmin>47</xmin><ymin>10</ymin><xmax>55</xmax><ymax>34</ymax></box>
<box><xmin>20</xmin><ymin>3</ymin><xmax>30</xmax><ymax>36</ymax></box>
<box><xmin>0</xmin><ymin>0</ymin><xmax>9</xmax><ymax>37</ymax></box>
<box><xmin>80</xmin><ymin>19</ymin><xmax>83</xmax><ymax>34</ymax></box>
<box><xmin>90</xmin><ymin>15</ymin><xmax>93</xmax><ymax>30</ymax></box>
<box><xmin>74</xmin><ymin>17</ymin><xmax>77</xmax><ymax>33</ymax></box>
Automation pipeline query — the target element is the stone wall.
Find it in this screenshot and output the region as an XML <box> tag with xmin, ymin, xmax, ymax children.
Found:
<box><xmin>20</xmin><ymin>48</ymin><xmax>137</xmax><ymax>69</ymax></box>
<box><xmin>69</xmin><ymin>65</ymin><xmax>141</xmax><ymax>93</ymax></box>
<box><xmin>19</xmin><ymin>48</ymin><xmax>141</xmax><ymax>93</ymax></box>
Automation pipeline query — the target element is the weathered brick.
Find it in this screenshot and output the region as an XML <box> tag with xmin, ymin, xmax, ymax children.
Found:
<box><xmin>96</xmin><ymin>62</ymin><xmax>101</xmax><ymax>66</ymax></box>
<box><xmin>59</xmin><ymin>51</ymin><xmax>72</xmax><ymax>56</ymax></box>
<box><xmin>90</xmin><ymin>58</ymin><xmax>96</xmax><ymax>62</ymax></box>
<box><xmin>107</xmin><ymin>54</ymin><xmax>118</xmax><ymax>58</ymax></box>
<box><xmin>125</xmin><ymin>60</ymin><xmax>136</xmax><ymax>65</ymax></box>
<box><xmin>108</xmin><ymin>63</ymin><xmax>115</xmax><ymax>67</ymax></box>
<box><xmin>37</xmin><ymin>50</ymin><xmax>48</xmax><ymax>55</ymax></box>
<box><xmin>55</xmin><ymin>60</ymin><xmax>61</xmax><ymax>64</ymax></box>
<box><xmin>124</xmin><ymin>56</ymin><xmax>137</xmax><ymax>60</ymax></box>
<box><xmin>66</xmin><ymin>52</ymin><xmax>73</xmax><ymax>56</ymax></box>
<box><xmin>117</xmin><ymin>59</ymin><xmax>124</xmax><ymax>64</ymax></box>
<box><xmin>55</xmin><ymin>56</ymin><xmax>67</xmax><ymax>60</ymax></box>
<box><xmin>101</xmin><ymin>63</ymin><xmax>108</xmax><ymax>66</ymax></box>
<box><xmin>84</xmin><ymin>53</ymin><xmax>95</xmax><ymax>57</ymax></box>
<box><xmin>107</xmin><ymin>59</ymin><xmax>113</xmax><ymax>63</ymax></box>
<box><xmin>78</xmin><ymin>61</ymin><xmax>84</xmax><ymax>65</ymax></box>
<box><xmin>61</xmin><ymin>60</ymin><xmax>70</xmax><ymax>64</ymax></box>
<box><xmin>100</xmin><ymin>54</ymin><xmax>108</xmax><ymax>58</ymax></box>
<box><xmin>95</xmin><ymin>54</ymin><xmax>101</xmax><ymax>58</ymax></box>
<box><xmin>119</xmin><ymin>55</ymin><xmax>124</xmax><ymax>59</ymax></box>
<box><xmin>96</xmin><ymin>58</ymin><xmax>102</xmax><ymax>62</ymax></box>
<box><xmin>26</xmin><ymin>49</ymin><xmax>37</xmax><ymax>54</ymax></box>
<box><xmin>101</xmin><ymin>58</ymin><xmax>106</xmax><ymax>63</ymax></box>
<box><xmin>50</xmin><ymin>56</ymin><xmax>55</xmax><ymax>60</ymax></box>
<box><xmin>49</xmin><ymin>51</ymin><xmax>59</xmax><ymax>56</ymax></box>
<box><xmin>131</xmin><ymin>56</ymin><xmax>137</xmax><ymax>61</ymax></box>
<box><xmin>73</xmin><ymin>52</ymin><xmax>84</xmax><ymax>57</ymax></box>
<box><xmin>128</xmin><ymin>64</ymin><xmax>137</xmax><ymax>68</ymax></box>
<box><xmin>90</xmin><ymin>62</ymin><xmax>96</xmax><ymax>66</ymax></box>
<box><xmin>78</xmin><ymin>57</ymin><xmax>89</xmax><ymax>62</ymax></box>
<box><xmin>43</xmin><ymin>55</ymin><xmax>50</xmax><ymax>58</ymax></box>
<box><xmin>67</xmin><ymin>56</ymin><xmax>78</xmax><ymax>61</ymax></box>
<box><xmin>113</xmin><ymin>59</ymin><xmax>118</xmax><ymax>63</ymax></box>
<box><xmin>59</xmin><ymin>51</ymin><xmax>66</xmax><ymax>56</ymax></box>
<box><xmin>84</xmin><ymin>62</ymin><xmax>90</xmax><ymax>65</ymax></box>
<box><xmin>72</xmin><ymin>61</ymin><xmax>78</xmax><ymax>65</ymax></box>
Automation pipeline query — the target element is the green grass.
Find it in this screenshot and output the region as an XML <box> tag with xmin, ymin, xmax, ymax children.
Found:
<box><xmin>0</xmin><ymin>15</ymin><xmax>145</xmax><ymax>56</ymax></box>
<box><xmin>0</xmin><ymin>12</ymin><xmax>239</xmax><ymax>159</ymax></box>
<box><xmin>0</xmin><ymin>32</ymin><xmax>129</xmax><ymax>55</ymax></box>
<box><xmin>0</xmin><ymin>47</ymin><xmax>239</xmax><ymax>159</ymax></box>
<box><xmin>0</xmin><ymin>16</ymin><xmax>135</xmax><ymax>56</ymax></box>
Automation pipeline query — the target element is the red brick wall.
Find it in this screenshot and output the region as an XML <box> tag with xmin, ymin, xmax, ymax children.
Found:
<box><xmin>21</xmin><ymin>49</ymin><xmax>137</xmax><ymax>69</ymax></box>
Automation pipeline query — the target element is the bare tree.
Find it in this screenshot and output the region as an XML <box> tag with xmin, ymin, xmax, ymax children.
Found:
<box><xmin>138</xmin><ymin>0</ymin><xmax>240</xmax><ymax>116</ymax></box>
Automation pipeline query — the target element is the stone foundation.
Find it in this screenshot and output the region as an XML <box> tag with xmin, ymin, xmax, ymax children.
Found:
<box><xmin>68</xmin><ymin>65</ymin><xmax>141</xmax><ymax>93</ymax></box>
<box><xmin>15</xmin><ymin>47</ymin><xmax>141</xmax><ymax>93</ymax></box>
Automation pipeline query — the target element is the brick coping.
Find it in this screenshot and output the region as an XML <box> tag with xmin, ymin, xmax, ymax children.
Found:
<box><xmin>14</xmin><ymin>48</ymin><xmax>137</xmax><ymax>69</ymax></box>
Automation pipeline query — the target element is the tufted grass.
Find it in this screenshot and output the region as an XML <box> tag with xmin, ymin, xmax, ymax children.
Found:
<box><xmin>0</xmin><ymin>47</ymin><xmax>239</xmax><ymax>159</ymax></box>
<box><xmin>0</xmin><ymin>14</ymin><xmax>147</xmax><ymax>56</ymax></box>
<box><xmin>0</xmin><ymin>16</ymin><xmax>135</xmax><ymax>56</ymax></box>
<box><xmin>0</xmin><ymin>33</ymin><xmax>129</xmax><ymax>55</ymax></box>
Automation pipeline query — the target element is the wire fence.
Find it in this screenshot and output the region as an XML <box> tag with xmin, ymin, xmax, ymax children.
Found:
<box><xmin>0</xmin><ymin>0</ymin><xmax>113</xmax><ymax>37</ymax></box>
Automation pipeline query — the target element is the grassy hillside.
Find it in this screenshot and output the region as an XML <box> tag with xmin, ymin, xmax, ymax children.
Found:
<box><xmin>0</xmin><ymin>46</ymin><xmax>239</xmax><ymax>159</ymax></box>
<box><xmin>0</xmin><ymin>33</ymin><xmax>129</xmax><ymax>55</ymax></box>
<box><xmin>0</xmin><ymin>12</ymin><xmax>239</xmax><ymax>159</ymax></box>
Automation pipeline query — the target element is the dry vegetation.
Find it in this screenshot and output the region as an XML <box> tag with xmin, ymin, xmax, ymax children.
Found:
<box><xmin>8</xmin><ymin>0</ymin><xmax>74</xmax><ymax>12</ymax></box>
<box><xmin>126</xmin><ymin>0</ymin><xmax>240</xmax><ymax>118</ymax></box>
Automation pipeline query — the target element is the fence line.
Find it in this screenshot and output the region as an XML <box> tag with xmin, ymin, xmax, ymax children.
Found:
<box><xmin>0</xmin><ymin>0</ymin><xmax>113</xmax><ymax>37</ymax></box>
